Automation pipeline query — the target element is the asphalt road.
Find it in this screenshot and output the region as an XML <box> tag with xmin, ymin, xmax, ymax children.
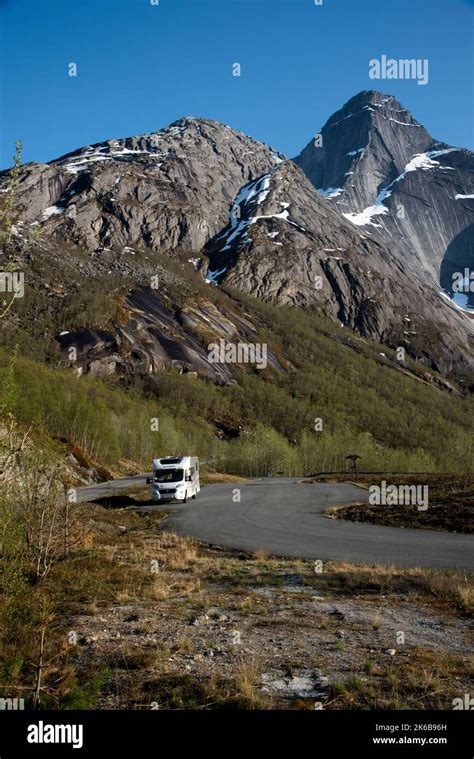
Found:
<box><xmin>76</xmin><ymin>476</ymin><xmax>474</xmax><ymax>571</ymax></box>
<box><xmin>74</xmin><ymin>473</ymin><xmax>151</xmax><ymax>503</ymax></box>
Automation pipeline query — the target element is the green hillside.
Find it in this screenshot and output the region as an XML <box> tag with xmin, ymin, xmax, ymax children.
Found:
<box><xmin>0</xmin><ymin>282</ymin><xmax>472</xmax><ymax>477</ymax></box>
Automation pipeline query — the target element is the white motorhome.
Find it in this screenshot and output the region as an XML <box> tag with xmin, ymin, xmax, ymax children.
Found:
<box><xmin>148</xmin><ymin>456</ymin><xmax>200</xmax><ymax>503</ymax></box>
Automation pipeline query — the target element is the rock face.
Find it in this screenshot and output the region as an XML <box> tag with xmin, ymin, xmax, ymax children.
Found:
<box><xmin>10</xmin><ymin>118</ymin><xmax>282</xmax><ymax>256</ymax></box>
<box><xmin>294</xmin><ymin>90</ymin><xmax>474</xmax><ymax>311</ymax></box>
<box><xmin>294</xmin><ymin>91</ymin><xmax>433</xmax><ymax>209</ymax></box>
<box><xmin>1</xmin><ymin>97</ymin><xmax>473</xmax><ymax>378</ymax></box>
<box><xmin>57</xmin><ymin>289</ymin><xmax>286</xmax><ymax>382</ymax></box>
<box><xmin>204</xmin><ymin>156</ymin><xmax>472</xmax><ymax>375</ymax></box>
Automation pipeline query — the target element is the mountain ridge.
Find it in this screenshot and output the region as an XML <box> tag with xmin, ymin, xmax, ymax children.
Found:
<box><xmin>1</xmin><ymin>91</ymin><xmax>472</xmax><ymax>379</ymax></box>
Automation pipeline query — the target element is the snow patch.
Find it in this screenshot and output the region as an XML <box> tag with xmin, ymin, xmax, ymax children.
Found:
<box><xmin>342</xmin><ymin>187</ymin><xmax>390</xmax><ymax>227</ymax></box>
<box><xmin>229</xmin><ymin>174</ymin><xmax>271</xmax><ymax>228</ymax></box>
<box><xmin>42</xmin><ymin>205</ymin><xmax>64</xmax><ymax>220</ymax></box>
<box><xmin>62</xmin><ymin>144</ymin><xmax>163</xmax><ymax>174</ymax></box>
<box><xmin>401</xmin><ymin>149</ymin><xmax>457</xmax><ymax>176</ymax></box>
<box><xmin>439</xmin><ymin>289</ymin><xmax>474</xmax><ymax>314</ymax></box>
<box><xmin>63</xmin><ymin>148</ymin><xmax>112</xmax><ymax>174</ymax></box>
<box><xmin>343</xmin><ymin>149</ymin><xmax>459</xmax><ymax>227</ymax></box>
<box><xmin>205</xmin><ymin>267</ymin><xmax>226</xmax><ymax>284</ymax></box>
<box><xmin>386</xmin><ymin>117</ymin><xmax>420</xmax><ymax>127</ymax></box>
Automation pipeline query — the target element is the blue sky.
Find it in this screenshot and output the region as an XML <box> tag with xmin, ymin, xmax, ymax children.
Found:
<box><xmin>0</xmin><ymin>0</ymin><xmax>473</xmax><ymax>169</ymax></box>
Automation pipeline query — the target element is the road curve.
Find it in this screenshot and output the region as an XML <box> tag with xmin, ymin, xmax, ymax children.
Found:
<box><xmin>76</xmin><ymin>476</ymin><xmax>474</xmax><ymax>571</ymax></box>
<box><xmin>74</xmin><ymin>473</ymin><xmax>151</xmax><ymax>503</ymax></box>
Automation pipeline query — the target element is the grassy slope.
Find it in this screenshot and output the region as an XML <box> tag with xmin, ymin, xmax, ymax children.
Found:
<box><xmin>0</xmin><ymin>265</ymin><xmax>473</xmax><ymax>475</ymax></box>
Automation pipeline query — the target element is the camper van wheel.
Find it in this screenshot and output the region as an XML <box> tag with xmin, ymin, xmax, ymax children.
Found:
<box><xmin>192</xmin><ymin>492</ymin><xmax>196</xmax><ymax>499</ymax></box>
<box><xmin>183</xmin><ymin>490</ymin><xmax>188</xmax><ymax>504</ymax></box>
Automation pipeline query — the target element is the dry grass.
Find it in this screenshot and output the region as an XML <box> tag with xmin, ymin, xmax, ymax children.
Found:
<box><xmin>2</xmin><ymin>497</ymin><xmax>471</xmax><ymax>710</ymax></box>
<box><xmin>200</xmin><ymin>472</ymin><xmax>248</xmax><ymax>485</ymax></box>
<box><xmin>321</xmin><ymin>474</ymin><xmax>474</xmax><ymax>534</ymax></box>
<box><xmin>233</xmin><ymin>662</ymin><xmax>270</xmax><ymax>708</ymax></box>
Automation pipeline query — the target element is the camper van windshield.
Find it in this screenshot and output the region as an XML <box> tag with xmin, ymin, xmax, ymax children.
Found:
<box><xmin>154</xmin><ymin>468</ymin><xmax>184</xmax><ymax>483</ymax></box>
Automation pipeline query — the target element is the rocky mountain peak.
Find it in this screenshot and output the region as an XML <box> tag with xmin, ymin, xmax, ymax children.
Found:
<box><xmin>332</xmin><ymin>90</ymin><xmax>419</xmax><ymax>124</ymax></box>
<box><xmin>294</xmin><ymin>90</ymin><xmax>434</xmax><ymax>210</ymax></box>
<box><xmin>3</xmin><ymin>113</ymin><xmax>286</xmax><ymax>263</ymax></box>
<box><xmin>294</xmin><ymin>91</ymin><xmax>474</xmax><ymax>316</ymax></box>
